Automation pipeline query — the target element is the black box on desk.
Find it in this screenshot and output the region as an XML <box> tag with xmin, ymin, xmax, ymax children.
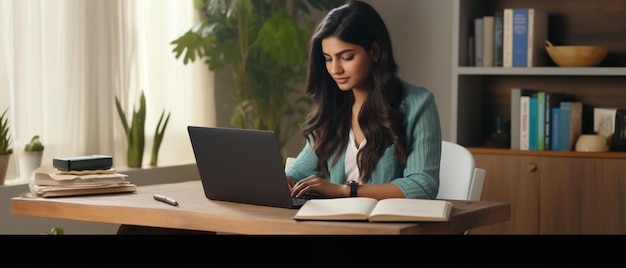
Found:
<box><xmin>53</xmin><ymin>155</ymin><xmax>113</xmax><ymax>171</ymax></box>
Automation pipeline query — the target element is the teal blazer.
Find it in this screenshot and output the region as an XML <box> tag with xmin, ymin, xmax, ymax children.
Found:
<box><xmin>285</xmin><ymin>80</ymin><xmax>442</xmax><ymax>199</ymax></box>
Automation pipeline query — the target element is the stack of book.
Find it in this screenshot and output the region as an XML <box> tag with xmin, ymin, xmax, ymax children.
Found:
<box><xmin>510</xmin><ymin>88</ymin><xmax>584</xmax><ymax>151</ymax></box>
<box><xmin>472</xmin><ymin>8</ymin><xmax>548</xmax><ymax>67</ymax></box>
<box><xmin>29</xmin><ymin>164</ymin><xmax>137</xmax><ymax>198</ymax></box>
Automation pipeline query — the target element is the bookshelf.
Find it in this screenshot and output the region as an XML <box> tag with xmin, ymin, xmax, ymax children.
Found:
<box><xmin>452</xmin><ymin>0</ymin><xmax>626</xmax><ymax>153</ymax></box>
<box><xmin>453</xmin><ymin>0</ymin><xmax>626</xmax><ymax>234</ymax></box>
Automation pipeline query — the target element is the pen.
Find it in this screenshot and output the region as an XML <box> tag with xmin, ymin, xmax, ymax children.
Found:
<box><xmin>153</xmin><ymin>194</ymin><xmax>179</xmax><ymax>207</ymax></box>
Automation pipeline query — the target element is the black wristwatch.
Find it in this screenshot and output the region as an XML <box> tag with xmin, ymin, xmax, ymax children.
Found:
<box><xmin>349</xmin><ymin>181</ymin><xmax>359</xmax><ymax>197</ymax></box>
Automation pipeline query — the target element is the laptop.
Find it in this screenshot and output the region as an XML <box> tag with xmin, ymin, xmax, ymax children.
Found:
<box><xmin>187</xmin><ymin>126</ymin><xmax>308</xmax><ymax>209</ymax></box>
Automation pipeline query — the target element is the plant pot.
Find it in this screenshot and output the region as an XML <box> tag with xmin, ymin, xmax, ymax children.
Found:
<box><xmin>19</xmin><ymin>151</ymin><xmax>42</xmax><ymax>182</ymax></box>
<box><xmin>0</xmin><ymin>154</ymin><xmax>11</xmax><ymax>185</ymax></box>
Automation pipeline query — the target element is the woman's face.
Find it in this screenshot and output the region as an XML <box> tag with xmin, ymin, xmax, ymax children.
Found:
<box><xmin>321</xmin><ymin>37</ymin><xmax>378</xmax><ymax>92</ymax></box>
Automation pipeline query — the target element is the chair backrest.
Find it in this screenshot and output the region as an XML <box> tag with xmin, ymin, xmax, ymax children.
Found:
<box><xmin>284</xmin><ymin>141</ymin><xmax>486</xmax><ymax>201</ymax></box>
<box><xmin>437</xmin><ymin>141</ymin><xmax>485</xmax><ymax>201</ymax></box>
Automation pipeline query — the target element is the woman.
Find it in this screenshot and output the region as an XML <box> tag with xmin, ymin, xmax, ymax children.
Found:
<box><xmin>286</xmin><ymin>0</ymin><xmax>442</xmax><ymax>200</ymax></box>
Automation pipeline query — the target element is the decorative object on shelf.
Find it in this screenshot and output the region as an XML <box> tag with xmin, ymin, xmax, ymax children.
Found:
<box><xmin>170</xmin><ymin>0</ymin><xmax>342</xmax><ymax>159</ymax></box>
<box><xmin>545</xmin><ymin>40</ymin><xmax>608</xmax><ymax>67</ymax></box>
<box><xmin>575</xmin><ymin>134</ymin><xmax>608</xmax><ymax>152</ymax></box>
<box><xmin>20</xmin><ymin>135</ymin><xmax>44</xmax><ymax>182</ymax></box>
<box><xmin>0</xmin><ymin>108</ymin><xmax>13</xmax><ymax>185</ymax></box>
<box><xmin>115</xmin><ymin>91</ymin><xmax>146</xmax><ymax>168</ymax></box>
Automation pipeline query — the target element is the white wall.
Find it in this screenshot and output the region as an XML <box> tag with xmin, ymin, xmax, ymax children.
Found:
<box><xmin>367</xmin><ymin>0</ymin><xmax>455</xmax><ymax>142</ymax></box>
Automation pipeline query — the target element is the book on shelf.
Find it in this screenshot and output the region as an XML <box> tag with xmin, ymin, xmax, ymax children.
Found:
<box><xmin>529</xmin><ymin>94</ymin><xmax>538</xmax><ymax>150</ymax></box>
<box><xmin>511</xmin><ymin>8</ymin><xmax>529</xmax><ymax>67</ymax></box>
<box><xmin>474</xmin><ymin>18</ymin><xmax>483</xmax><ymax>67</ymax></box>
<box><xmin>510</xmin><ymin>88</ymin><xmax>521</xmax><ymax>149</ymax></box>
<box><xmin>526</xmin><ymin>8</ymin><xmax>549</xmax><ymax>67</ymax></box>
<box><xmin>502</xmin><ymin>8</ymin><xmax>513</xmax><ymax>67</ymax></box>
<box><xmin>545</xmin><ymin>93</ymin><xmax>566</xmax><ymax>150</ymax></box>
<box><xmin>506</xmin><ymin>8</ymin><xmax>549</xmax><ymax>67</ymax></box>
<box><xmin>551</xmin><ymin>107</ymin><xmax>561</xmax><ymax>151</ymax></box>
<box><xmin>520</xmin><ymin>95</ymin><xmax>530</xmax><ymax>150</ymax></box>
<box><xmin>511</xmin><ymin>88</ymin><xmax>536</xmax><ymax>150</ymax></box>
<box><xmin>558</xmin><ymin>101</ymin><xmax>583</xmax><ymax>151</ymax></box>
<box><xmin>482</xmin><ymin>15</ymin><xmax>494</xmax><ymax>67</ymax></box>
<box><xmin>493</xmin><ymin>11</ymin><xmax>503</xmax><ymax>66</ymax></box>
<box><xmin>536</xmin><ymin>91</ymin><xmax>546</xmax><ymax>150</ymax></box>
<box><xmin>293</xmin><ymin>197</ymin><xmax>453</xmax><ymax>222</ymax></box>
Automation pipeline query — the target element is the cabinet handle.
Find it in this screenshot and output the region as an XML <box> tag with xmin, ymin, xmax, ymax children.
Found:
<box><xmin>527</xmin><ymin>163</ymin><xmax>537</xmax><ymax>172</ymax></box>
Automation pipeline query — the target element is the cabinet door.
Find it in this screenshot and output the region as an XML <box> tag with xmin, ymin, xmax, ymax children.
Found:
<box><xmin>536</xmin><ymin>156</ymin><xmax>584</xmax><ymax>234</ymax></box>
<box><xmin>470</xmin><ymin>154</ymin><xmax>540</xmax><ymax>234</ymax></box>
<box><xmin>540</xmin><ymin>157</ymin><xmax>626</xmax><ymax>234</ymax></box>
<box><xmin>581</xmin><ymin>158</ymin><xmax>626</xmax><ymax>234</ymax></box>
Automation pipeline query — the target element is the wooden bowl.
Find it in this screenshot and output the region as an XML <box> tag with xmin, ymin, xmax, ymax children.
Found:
<box><xmin>545</xmin><ymin>40</ymin><xmax>608</xmax><ymax>67</ymax></box>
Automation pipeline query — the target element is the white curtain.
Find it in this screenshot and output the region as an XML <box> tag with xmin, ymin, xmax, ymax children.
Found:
<box><xmin>0</xmin><ymin>0</ymin><xmax>215</xmax><ymax>183</ymax></box>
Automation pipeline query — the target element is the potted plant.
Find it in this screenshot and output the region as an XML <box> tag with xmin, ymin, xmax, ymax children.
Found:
<box><xmin>20</xmin><ymin>135</ymin><xmax>44</xmax><ymax>181</ymax></box>
<box><xmin>170</xmin><ymin>0</ymin><xmax>342</xmax><ymax>158</ymax></box>
<box><xmin>0</xmin><ymin>108</ymin><xmax>13</xmax><ymax>185</ymax></box>
<box><xmin>116</xmin><ymin>90</ymin><xmax>171</xmax><ymax>168</ymax></box>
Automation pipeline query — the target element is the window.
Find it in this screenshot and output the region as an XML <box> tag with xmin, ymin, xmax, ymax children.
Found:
<box><xmin>0</xmin><ymin>0</ymin><xmax>214</xmax><ymax>182</ymax></box>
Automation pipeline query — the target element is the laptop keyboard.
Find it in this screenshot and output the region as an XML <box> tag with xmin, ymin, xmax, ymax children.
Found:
<box><xmin>292</xmin><ymin>197</ymin><xmax>308</xmax><ymax>207</ymax></box>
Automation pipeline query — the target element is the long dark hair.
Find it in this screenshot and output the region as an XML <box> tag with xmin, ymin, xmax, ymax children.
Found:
<box><xmin>301</xmin><ymin>0</ymin><xmax>407</xmax><ymax>182</ymax></box>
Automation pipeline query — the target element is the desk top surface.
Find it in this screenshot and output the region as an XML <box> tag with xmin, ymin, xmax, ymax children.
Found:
<box><xmin>11</xmin><ymin>180</ymin><xmax>510</xmax><ymax>235</ymax></box>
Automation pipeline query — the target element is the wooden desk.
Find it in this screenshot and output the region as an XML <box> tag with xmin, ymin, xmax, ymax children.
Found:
<box><xmin>11</xmin><ymin>180</ymin><xmax>510</xmax><ymax>235</ymax></box>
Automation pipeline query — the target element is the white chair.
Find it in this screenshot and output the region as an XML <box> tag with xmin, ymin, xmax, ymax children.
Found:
<box><xmin>285</xmin><ymin>157</ymin><xmax>296</xmax><ymax>172</ymax></box>
<box><xmin>285</xmin><ymin>141</ymin><xmax>486</xmax><ymax>202</ymax></box>
<box><xmin>437</xmin><ymin>141</ymin><xmax>486</xmax><ymax>201</ymax></box>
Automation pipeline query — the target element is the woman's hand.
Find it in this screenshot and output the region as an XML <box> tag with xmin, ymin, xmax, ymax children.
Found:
<box><xmin>286</xmin><ymin>176</ymin><xmax>296</xmax><ymax>191</ymax></box>
<box><xmin>290</xmin><ymin>175</ymin><xmax>348</xmax><ymax>198</ymax></box>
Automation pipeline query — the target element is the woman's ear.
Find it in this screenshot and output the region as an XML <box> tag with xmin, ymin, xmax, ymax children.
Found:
<box><xmin>370</xmin><ymin>41</ymin><xmax>380</xmax><ymax>62</ymax></box>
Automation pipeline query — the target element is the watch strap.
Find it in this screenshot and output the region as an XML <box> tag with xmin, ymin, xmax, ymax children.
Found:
<box><xmin>349</xmin><ymin>181</ymin><xmax>358</xmax><ymax>197</ymax></box>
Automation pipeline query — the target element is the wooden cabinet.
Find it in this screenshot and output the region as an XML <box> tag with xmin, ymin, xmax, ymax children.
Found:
<box><xmin>468</xmin><ymin>149</ymin><xmax>626</xmax><ymax>234</ymax></box>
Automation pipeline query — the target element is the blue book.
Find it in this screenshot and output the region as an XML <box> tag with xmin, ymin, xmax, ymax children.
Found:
<box><xmin>512</xmin><ymin>9</ymin><xmax>529</xmax><ymax>67</ymax></box>
<box><xmin>559</xmin><ymin>102</ymin><xmax>572</xmax><ymax>151</ymax></box>
<box><xmin>544</xmin><ymin>93</ymin><xmax>566</xmax><ymax>150</ymax></box>
<box><xmin>551</xmin><ymin>107</ymin><xmax>560</xmax><ymax>151</ymax></box>
<box><xmin>529</xmin><ymin>95</ymin><xmax>538</xmax><ymax>150</ymax></box>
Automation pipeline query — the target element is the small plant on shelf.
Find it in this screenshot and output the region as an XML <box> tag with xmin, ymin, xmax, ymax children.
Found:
<box><xmin>24</xmin><ymin>135</ymin><xmax>44</xmax><ymax>152</ymax></box>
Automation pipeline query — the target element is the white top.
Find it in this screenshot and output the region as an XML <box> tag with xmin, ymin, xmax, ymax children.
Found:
<box><xmin>345</xmin><ymin>129</ymin><xmax>366</xmax><ymax>184</ymax></box>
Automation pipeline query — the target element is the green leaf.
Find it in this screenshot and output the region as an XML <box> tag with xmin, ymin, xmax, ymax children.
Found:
<box><xmin>256</xmin><ymin>9</ymin><xmax>308</xmax><ymax>65</ymax></box>
<box><xmin>150</xmin><ymin>110</ymin><xmax>171</xmax><ymax>166</ymax></box>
